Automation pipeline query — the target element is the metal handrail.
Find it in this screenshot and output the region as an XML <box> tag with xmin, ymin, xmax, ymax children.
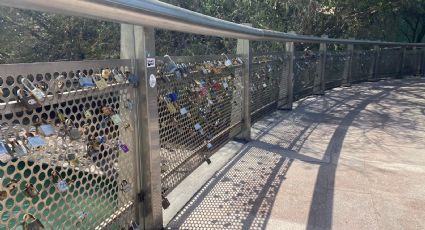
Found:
<box><xmin>1</xmin><ymin>0</ymin><xmax>425</xmax><ymax>47</ymax></box>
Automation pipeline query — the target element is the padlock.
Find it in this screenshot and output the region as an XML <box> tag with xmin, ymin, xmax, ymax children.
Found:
<box><xmin>65</xmin><ymin>120</ymin><xmax>81</xmax><ymax>141</ymax></box>
<box><xmin>164</xmin><ymin>97</ymin><xmax>177</xmax><ymax>114</ymax></box>
<box><xmin>92</xmin><ymin>75</ymin><xmax>108</xmax><ymax>90</ymax></box>
<box><xmin>83</xmin><ymin>110</ymin><xmax>93</xmax><ymax>119</ymax></box>
<box><xmin>101</xmin><ymin>68</ymin><xmax>114</xmax><ymax>80</ymax></box>
<box><xmin>119</xmin><ymin>143</ymin><xmax>129</xmax><ymax>153</ymax></box>
<box><xmin>128</xmin><ymin>74</ymin><xmax>139</xmax><ymax>88</ymax></box>
<box><xmin>51</xmin><ymin>171</ymin><xmax>69</xmax><ymax>193</ymax></box>
<box><xmin>162</xmin><ymin>195</ymin><xmax>170</xmax><ymax>209</ymax></box>
<box><xmin>22</xmin><ymin>78</ymin><xmax>45</xmax><ymax>102</ymax></box>
<box><xmin>38</xmin><ymin>123</ymin><xmax>56</xmax><ymax>137</ymax></box>
<box><xmin>262</xmin><ymin>82</ymin><xmax>268</xmax><ymax>88</ymax></box>
<box><xmin>111</xmin><ymin>69</ymin><xmax>125</xmax><ymax>83</ymax></box>
<box><xmin>23</xmin><ymin>214</ymin><xmax>44</xmax><ymax>230</ymax></box>
<box><xmin>96</xmin><ymin>135</ymin><xmax>107</xmax><ymax>144</ymax></box>
<box><xmin>0</xmin><ymin>142</ymin><xmax>12</xmax><ymax>163</ymax></box>
<box><xmin>26</xmin><ymin>136</ymin><xmax>46</xmax><ymax>151</ymax></box>
<box><xmin>101</xmin><ymin>106</ymin><xmax>114</xmax><ymax>116</ymax></box>
<box><xmin>75</xmin><ymin>211</ymin><xmax>88</xmax><ymax>227</ymax></box>
<box><xmin>110</xmin><ymin>114</ymin><xmax>122</xmax><ymax>125</ymax></box>
<box><xmin>78</xmin><ymin>72</ymin><xmax>95</xmax><ymax>88</ymax></box>
<box><xmin>203</xmin><ymin>154</ymin><xmax>212</xmax><ymax>165</ymax></box>
<box><xmin>168</xmin><ymin>92</ymin><xmax>178</xmax><ymax>103</ymax></box>
<box><xmin>120</xmin><ymin>180</ymin><xmax>132</xmax><ymax>192</ymax></box>
<box><xmin>6</xmin><ymin>179</ymin><xmax>19</xmax><ymax>193</ymax></box>
<box><xmin>194</xmin><ymin>123</ymin><xmax>205</xmax><ymax>135</ymax></box>
<box><xmin>180</xmin><ymin>107</ymin><xmax>188</xmax><ymax>115</ymax></box>
<box><xmin>0</xmin><ymin>190</ymin><xmax>6</xmax><ymax>201</ymax></box>
<box><xmin>10</xmin><ymin>140</ymin><xmax>28</xmax><ymax>157</ymax></box>
<box><xmin>17</xmin><ymin>89</ymin><xmax>42</xmax><ymax>110</ymax></box>
<box><xmin>221</xmin><ymin>53</ymin><xmax>233</xmax><ymax>67</ymax></box>
<box><xmin>129</xmin><ymin>221</ymin><xmax>140</xmax><ymax>230</ymax></box>
<box><xmin>24</xmin><ymin>183</ymin><xmax>40</xmax><ymax>198</ymax></box>
<box><xmin>207</xmin><ymin>142</ymin><xmax>213</xmax><ymax>150</ymax></box>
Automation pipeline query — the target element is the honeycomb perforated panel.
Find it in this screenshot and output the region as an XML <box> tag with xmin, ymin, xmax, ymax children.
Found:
<box><xmin>250</xmin><ymin>54</ymin><xmax>285</xmax><ymax>123</ymax></box>
<box><xmin>324</xmin><ymin>51</ymin><xmax>346</xmax><ymax>89</ymax></box>
<box><xmin>376</xmin><ymin>49</ymin><xmax>402</xmax><ymax>78</ymax></box>
<box><xmin>351</xmin><ymin>50</ymin><xmax>374</xmax><ymax>83</ymax></box>
<box><xmin>155</xmin><ymin>55</ymin><xmax>244</xmax><ymax>195</ymax></box>
<box><xmin>293</xmin><ymin>51</ymin><xmax>319</xmax><ymax>100</ymax></box>
<box><xmin>0</xmin><ymin>60</ymin><xmax>138</xmax><ymax>229</ymax></box>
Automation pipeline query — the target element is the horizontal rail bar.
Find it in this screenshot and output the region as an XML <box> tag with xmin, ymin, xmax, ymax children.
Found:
<box><xmin>1</xmin><ymin>0</ymin><xmax>425</xmax><ymax>46</ymax></box>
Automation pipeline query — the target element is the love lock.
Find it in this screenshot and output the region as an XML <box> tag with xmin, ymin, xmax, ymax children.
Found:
<box><xmin>22</xmin><ymin>78</ymin><xmax>46</xmax><ymax>102</ymax></box>
<box><xmin>23</xmin><ymin>214</ymin><xmax>44</xmax><ymax>230</ymax></box>
<box><xmin>78</xmin><ymin>72</ymin><xmax>95</xmax><ymax>88</ymax></box>
<box><xmin>17</xmin><ymin>89</ymin><xmax>41</xmax><ymax>110</ymax></box>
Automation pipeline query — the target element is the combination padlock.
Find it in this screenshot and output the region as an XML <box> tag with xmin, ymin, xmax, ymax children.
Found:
<box><xmin>23</xmin><ymin>214</ymin><xmax>44</xmax><ymax>230</ymax></box>
<box><xmin>22</xmin><ymin>78</ymin><xmax>45</xmax><ymax>102</ymax></box>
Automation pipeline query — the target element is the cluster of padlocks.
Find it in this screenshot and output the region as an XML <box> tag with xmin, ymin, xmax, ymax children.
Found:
<box><xmin>0</xmin><ymin>63</ymin><xmax>137</xmax><ymax>229</ymax></box>
<box><xmin>156</xmin><ymin>54</ymin><xmax>245</xmax><ymax>196</ymax></box>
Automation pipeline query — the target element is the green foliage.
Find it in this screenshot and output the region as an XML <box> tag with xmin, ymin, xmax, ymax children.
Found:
<box><xmin>0</xmin><ymin>0</ymin><xmax>423</xmax><ymax>64</ymax></box>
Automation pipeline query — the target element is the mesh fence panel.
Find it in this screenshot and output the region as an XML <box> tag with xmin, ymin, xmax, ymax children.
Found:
<box><xmin>351</xmin><ymin>50</ymin><xmax>374</xmax><ymax>82</ymax></box>
<box><xmin>156</xmin><ymin>55</ymin><xmax>244</xmax><ymax>195</ymax></box>
<box><xmin>250</xmin><ymin>54</ymin><xmax>285</xmax><ymax>123</ymax></box>
<box><xmin>293</xmin><ymin>51</ymin><xmax>319</xmax><ymax>100</ymax></box>
<box><xmin>376</xmin><ymin>49</ymin><xmax>401</xmax><ymax>78</ymax></box>
<box><xmin>324</xmin><ymin>51</ymin><xmax>346</xmax><ymax>89</ymax></box>
<box><xmin>0</xmin><ymin>60</ymin><xmax>138</xmax><ymax>229</ymax></box>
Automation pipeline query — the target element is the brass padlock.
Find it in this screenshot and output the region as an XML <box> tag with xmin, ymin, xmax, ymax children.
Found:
<box><xmin>23</xmin><ymin>214</ymin><xmax>44</xmax><ymax>230</ymax></box>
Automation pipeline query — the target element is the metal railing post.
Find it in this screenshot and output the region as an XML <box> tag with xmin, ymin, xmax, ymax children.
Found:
<box><xmin>421</xmin><ymin>47</ymin><xmax>425</xmax><ymax>76</ymax></box>
<box><xmin>278</xmin><ymin>39</ymin><xmax>294</xmax><ymax>110</ymax></box>
<box><xmin>121</xmin><ymin>25</ymin><xmax>163</xmax><ymax>229</ymax></box>
<box><xmin>371</xmin><ymin>45</ymin><xmax>381</xmax><ymax>80</ymax></box>
<box><xmin>414</xmin><ymin>46</ymin><xmax>421</xmax><ymax>76</ymax></box>
<box><xmin>343</xmin><ymin>42</ymin><xmax>354</xmax><ymax>86</ymax></box>
<box><xmin>236</xmin><ymin>23</ymin><xmax>252</xmax><ymax>142</ymax></box>
<box><xmin>398</xmin><ymin>46</ymin><xmax>407</xmax><ymax>78</ymax></box>
<box><xmin>315</xmin><ymin>35</ymin><xmax>327</xmax><ymax>94</ymax></box>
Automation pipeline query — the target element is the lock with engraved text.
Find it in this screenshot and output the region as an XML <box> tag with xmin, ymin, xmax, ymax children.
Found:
<box><xmin>23</xmin><ymin>214</ymin><xmax>44</xmax><ymax>230</ymax></box>
<box><xmin>17</xmin><ymin>89</ymin><xmax>42</xmax><ymax>110</ymax></box>
<box><xmin>22</xmin><ymin>78</ymin><xmax>46</xmax><ymax>102</ymax></box>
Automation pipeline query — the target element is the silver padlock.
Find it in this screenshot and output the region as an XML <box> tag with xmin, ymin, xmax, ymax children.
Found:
<box><xmin>221</xmin><ymin>53</ymin><xmax>233</xmax><ymax>67</ymax></box>
<box><xmin>22</xmin><ymin>78</ymin><xmax>46</xmax><ymax>102</ymax></box>
<box><xmin>17</xmin><ymin>89</ymin><xmax>41</xmax><ymax>110</ymax></box>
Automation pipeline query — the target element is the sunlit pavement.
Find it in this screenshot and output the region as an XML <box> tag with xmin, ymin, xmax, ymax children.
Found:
<box><xmin>166</xmin><ymin>77</ymin><xmax>425</xmax><ymax>230</ymax></box>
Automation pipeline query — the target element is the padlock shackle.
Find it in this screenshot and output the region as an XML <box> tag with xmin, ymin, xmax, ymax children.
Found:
<box><xmin>164</xmin><ymin>55</ymin><xmax>177</xmax><ymax>66</ymax></box>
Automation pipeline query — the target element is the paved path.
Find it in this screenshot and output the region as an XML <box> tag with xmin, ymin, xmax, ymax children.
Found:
<box><xmin>167</xmin><ymin>78</ymin><xmax>425</xmax><ymax>230</ymax></box>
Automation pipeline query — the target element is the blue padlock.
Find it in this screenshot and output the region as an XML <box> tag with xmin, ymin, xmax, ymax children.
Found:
<box><xmin>27</xmin><ymin>136</ymin><xmax>46</xmax><ymax>151</ymax></box>
<box><xmin>78</xmin><ymin>73</ymin><xmax>96</xmax><ymax>88</ymax></box>
<box><xmin>168</xmin><ymin>92</ymin><xmax>178</xmax><ymax>103</ymax></box>
<box><xmin>128</xmin><ymin>74</ymin><xmax>139</xmax><ymax>88</ymax></box>
<box><xmin>39</xmin><ymin>124</ymin><xmax>56</xmax><ymax>137</ymax></box>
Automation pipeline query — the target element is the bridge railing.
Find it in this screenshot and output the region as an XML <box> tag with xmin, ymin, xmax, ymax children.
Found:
<box><xmin>1</xmin><ymin>1</ymin><xmax>425</xmax><ymax>229</ymax></box>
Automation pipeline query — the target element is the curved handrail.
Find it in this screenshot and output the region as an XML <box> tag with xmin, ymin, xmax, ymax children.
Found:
<box><xmin>0</xmin><ymin>0</ymin><xmax>424</xmax><ymax>46</ymax></box>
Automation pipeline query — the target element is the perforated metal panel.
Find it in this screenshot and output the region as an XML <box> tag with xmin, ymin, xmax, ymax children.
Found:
<box><xmin>351</xmin><ymin>50</ymin><xmax>374</xmax><ymax>83</ymax></box>
<box><xmin>324</xmin><ymin>51</ymin><xmax>346</xmax><ymax>89</ymax></box>
<box><xmin>403</xmin><ymin>49</ymin><xmax>422</xmax><ymax>76</ymax></box>
<box><xmin>293</xmin><ymin>51</ymin><xmax>319</xmax><ymax>100</ymax></box>
<box><xmin>376</xmin><ymin>49</ymin><xmax>402</xmax><ymax>78</ymax></box>
<box><xmin>250</xmin><ymin>54</ymin><xmax>284</xmax><ymax>122</ymax></box>
<box><xmin>156</xmin><ymin>55</ymin><xmax>244</xmax><ymax>195</ymax></box>
<box><xmin>0</xmin><ymin>60</ymin><xmax>138</xmax><ymax>229</ymax></box>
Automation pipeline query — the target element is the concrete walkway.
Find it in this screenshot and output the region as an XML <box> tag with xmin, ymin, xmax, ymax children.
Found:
<box><xmin>166</xmin><ymin>77</ymin><xmax>425</xmax><ymax>230</ymax></box>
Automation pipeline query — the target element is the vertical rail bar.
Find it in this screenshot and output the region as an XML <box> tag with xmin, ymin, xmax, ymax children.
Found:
<box><xmin>343</xmin><ymin>43</ymin><xmax>354</xmax><ymax>86</ymax></box>
<box><xmin>278</xmin><ymin>40</ymin><xmax>294</xmax><ymax>110</ymax></box>
<box><xmin>372</xmin><ymin>45</ymin><xmax>381</xmax><ymax>80</ymax></box>
<box><xmin>422</xmin><ymin>48</ymin><xmax>425</xmax><ymax>76</ymax></box>
<box><xmin>135</xmin><ymin>26</ymin><xmax>163</xmax><ymax>229</ymax></box>
<box><xmin>120</xmin><ymin>24</ymin><xmax>145</xmax><ymax>227</ymax></box>
<box><xmin>315</xmin><ymin>35</ymin><xmax>327</xmax><ymax>94</ymax></box>
<box><xmin>398</xmin><ymin>46</ymin><xmax>406</xmax><ymax>78</ymax></box>
<box><xmin>414</xmin><ymin>47</ymin><xmax>421</xmax><ymax>76</ymax></box>
<box><xmin>236</xmin><ymin>23</ymin><xmax>252</xmax><ymax>141</ymax></box>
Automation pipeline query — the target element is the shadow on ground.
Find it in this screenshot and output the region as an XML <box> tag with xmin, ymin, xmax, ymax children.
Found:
<box><xmin>166</xmin><ymin>78</ymin><xmax>424</xmax><ymax>230</ymax></box>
